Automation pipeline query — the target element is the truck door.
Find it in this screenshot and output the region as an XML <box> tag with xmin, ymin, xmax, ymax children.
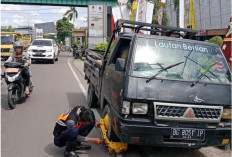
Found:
<box><xmin>102</xmin><ymin>38</ymin><xmax>132</xmax><ymax>114</ymax></box>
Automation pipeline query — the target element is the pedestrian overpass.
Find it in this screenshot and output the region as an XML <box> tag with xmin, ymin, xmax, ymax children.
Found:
<box><xmin>1</xmin><ymin>0</ymin><xmax>117</xmax><ymax>7</ymax></box>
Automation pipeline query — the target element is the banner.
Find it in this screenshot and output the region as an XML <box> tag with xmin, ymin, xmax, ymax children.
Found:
<box><xmin>88</xmin><ymin>4</ymin><xmax>104</xmax><ymax>37</ymax></box>
<box><xmin>136</xmin><ymin>0</ymin><xmax>154</xmax><ymax>34</ymax></box>
<box><xmin>158</xmin><ymin>6</ymin><xmax>163</xmax><ymax>25</ymax></box>
<box><xmin>136</xmin><ymin>0</ymin><xmax>146</xmax><ymax>23</ymax></box>
<box><xmin>112</xmin><ymin>5</ymin><xmax>130</xmax><ymax>23</ymax></box>
<box><xmin>146</xmin><ymin>2</ymin><xmax>154</xmax><ymax>24</ymax></box>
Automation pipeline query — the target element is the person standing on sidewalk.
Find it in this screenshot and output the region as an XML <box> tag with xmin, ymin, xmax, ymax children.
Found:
<box><xmin>53</xmin><ymin>105</ymin><xmax>103</xmax><ymax>157</ymax></box>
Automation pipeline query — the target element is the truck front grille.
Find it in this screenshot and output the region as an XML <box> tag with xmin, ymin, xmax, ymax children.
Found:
<box><xmin>156</xmin><ymin>105</ymin><xmax>187</xmax><ymax>117</ymax></box>
<box><xmin>192</xmin><ymin>108</ymin><xmax>221</xmax><ymax>119</ymax></box>
<box><xmin>33</xmin><ymin>49</ymin><xmax>46</xmax><ymax>53</ymax></box>
<box><xmin>154</xmin><ymin>103</ymin><xmax>223</xmax><ymax>123</ymax></box>
<box><xmin>33</xmin><ymin>55</ymin><xmax>46</xmax><ymax>57</ymax></box>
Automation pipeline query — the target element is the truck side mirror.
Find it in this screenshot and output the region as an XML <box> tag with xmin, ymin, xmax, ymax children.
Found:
<box><xmin>115</xmin><ymin>58</ymin><xmax>125</xmax><ymax>71</ymax></box>
<box><xmin>28</xmin><ymin>43</ymin><xmax>31</xmax><ymax>46</ymax></box>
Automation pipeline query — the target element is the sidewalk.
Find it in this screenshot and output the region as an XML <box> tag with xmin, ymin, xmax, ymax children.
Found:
<box><xmin>72</xmin><ymin>58</ymin><xmax>85</xmax><ymax>76</ymax></box>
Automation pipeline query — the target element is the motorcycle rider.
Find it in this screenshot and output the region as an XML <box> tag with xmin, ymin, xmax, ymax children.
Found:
<box><xmin>5</xmin><ymin>41</ymin><xmax>31</xmax><ymax>95</ymax></box>
<box><xmin>53</xmin><ymin>105</ymin><xmax>103</xmax><ymax>157</ymax></box>
<box><xmin>72</xmin><ymin>44</ymin><xmax>78</xmax><ymax>57</ymax></box>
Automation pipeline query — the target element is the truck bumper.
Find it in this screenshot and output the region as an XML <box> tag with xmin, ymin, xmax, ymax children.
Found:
<box><xmin>119</xmin><ymin>121</ymin><xmax>231</xmax><ymax>148</ymax></box>
<box><xmin>30</xmin><ymin>54</ymin><xmax>54</xmax><ymax>60</ymax></box>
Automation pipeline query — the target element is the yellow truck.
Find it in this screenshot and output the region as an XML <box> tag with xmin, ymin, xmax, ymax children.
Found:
<box><xmin>1</xmin><ymin>32</ymin><xmax>32</xmax><ymax>59</ymax></box>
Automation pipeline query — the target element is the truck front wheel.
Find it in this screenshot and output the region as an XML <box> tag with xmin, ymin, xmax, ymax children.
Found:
<box><xmin>87</xmin><ymin>84</ymin><xmax>98</xmax><ymax>108</ymax></box>
<box><xmin>103</xmin><ymin>105</ymin><xmax>120</xmax><ymax>142</ymax></box>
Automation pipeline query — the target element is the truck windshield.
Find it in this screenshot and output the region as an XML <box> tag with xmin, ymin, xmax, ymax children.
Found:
<box><xmin>1</xmin><ymin>35</ymin><xmax>13</xmax><ymax>45</ymax></box>
<box><xmin>132</xmin><ymin>38</ymin><xmax>231</xmax><ymax>84</ymax></box>
<box><xmin>32</xmin><ymin>40</ymin><xmax>52</xmax><ymax>46</ymax></box>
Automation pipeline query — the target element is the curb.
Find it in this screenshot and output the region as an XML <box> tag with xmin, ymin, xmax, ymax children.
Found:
<box><xmin>71</xmin><ymin>58</ymin><xmax>85</xmax><ymax>76</ymax></box>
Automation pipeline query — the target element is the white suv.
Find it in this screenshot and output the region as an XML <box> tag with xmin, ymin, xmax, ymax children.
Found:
<box><xmin>27</xmin><ymin>39</ymin><xmax>59</xmax><ymax>64</ymax></box>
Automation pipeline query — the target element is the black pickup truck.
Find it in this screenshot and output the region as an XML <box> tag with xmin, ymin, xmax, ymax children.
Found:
<box><xmin>84</xmin><ymin>20</ymin><xmax>231</xmax><ymax>148</ymax></box>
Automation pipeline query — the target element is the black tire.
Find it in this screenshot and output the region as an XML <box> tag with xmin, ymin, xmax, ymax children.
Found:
<box><xmin>87</xmin><ymin>84</ymin><xmax>98</xmax><ymax>108</ymax></box>
<box><xmin>55</xmin><ymin>56</ymin><xmax>58</xmax><ymax>61</ymax></box>
<box><xmin>103</xmin><ymin>105</ymin><xmax>120</xmax><ymax>141</ymax></box>
<box><xmin>8</xmin><ymin>89</ymin><xmax>17</xmax><ymax>109</ymax></box>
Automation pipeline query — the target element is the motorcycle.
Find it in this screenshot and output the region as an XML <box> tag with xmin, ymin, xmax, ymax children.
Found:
<box><xmin>73</xmin><ymin>47</ymin><xmax>79</xmax><ymax>59</ymax></box>
<box><xmin>4</xmin><ymin>62</ymin><xmax>33</xmax><ymax>109</ymax></box>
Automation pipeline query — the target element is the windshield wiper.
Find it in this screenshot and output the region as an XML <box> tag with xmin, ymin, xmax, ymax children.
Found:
<box><xmin>184</xmin><ymin>56</ymin><xmax>222</xmax><ymax>83</ymax></box>
<box><xmin>191</xmin><ymin>62</ymin><xmax>218</xmax><ymax>87</ymax></box>
<box><xmin>146</xmin><ymin>62</ymin><xmax>184</xmax><ymax>83</ymax></box>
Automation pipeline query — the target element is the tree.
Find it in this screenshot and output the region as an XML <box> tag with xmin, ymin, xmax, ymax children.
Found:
<box><xmin>205</xmin><ymin>36</ymin><xmax>223</xmax><ymax>47</ymax></box>
<box><xmin>64</xmin><ymin>7</ymin><xmax>78</xmax><ymax>28</ymax></box>
<box><xmin>1</xmin><ymin>25</ymin><xmax>15</xmax><ymax>32</ymax></box>
<box><xmin>151</xmin><ymin>0</ymin><xmax>169</xmax><ymax>26</ymax></box>
<box><xmin>56</xmin><ymin>17</ymin><xmax>74</xmax><ymax>43</ymax></box>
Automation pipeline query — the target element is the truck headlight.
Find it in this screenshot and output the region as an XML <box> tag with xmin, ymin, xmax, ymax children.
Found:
<box><xmin>222</xmin><ymin>108</ymin><xmax>232</xmax><ymax>119</ymax></box>
<box><xmin>132</xmin><ymin>103</ymin><xmax>148</xmax><ymax>114</ymax></box>
<box><xmin>122</xmin><ymin>101</ymin><xmax>130</xmax><ymax>115</ymax></box>
<box><xmin>27</xmin><ymin>49</ymin><xmax>32</xmax><ymax>53</ymax></box>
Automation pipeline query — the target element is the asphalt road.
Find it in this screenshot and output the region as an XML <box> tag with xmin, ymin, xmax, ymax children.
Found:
<box><xmin>1</xmin><ymin>52</ymin><xmax>231</xmax><ymax>157</ymax></box>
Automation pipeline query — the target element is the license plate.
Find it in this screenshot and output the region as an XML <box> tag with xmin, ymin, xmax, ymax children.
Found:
<box><xmin>35</xmin><ymin>52</ymin><xmax>43</xmax><ymax>56</ymax></box>
<box><xmin>170</xmin><ymin>128</ymin><xmax>205</xmax><ymax>141</ymax></box>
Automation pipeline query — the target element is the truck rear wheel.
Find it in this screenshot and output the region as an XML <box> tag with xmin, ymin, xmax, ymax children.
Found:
<box><xmin>103</xmin><ymin>105</ymin><xmax>120</xmax><ymax>142</ymax></box>
<box><xmin>87</xmin><ymin>84</ymin><xmax>98</xmax><ymax>108</ymax></box>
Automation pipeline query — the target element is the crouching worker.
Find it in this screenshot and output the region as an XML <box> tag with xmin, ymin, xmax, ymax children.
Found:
<box><xmin>53</xmin><ymin>106</ymin><xmax>103</xmax><ymax>157</ymax></box>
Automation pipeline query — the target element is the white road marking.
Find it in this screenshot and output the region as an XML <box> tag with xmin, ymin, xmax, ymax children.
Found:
<box><xmin>67</xmin><ymin>58</ymin><xmax>101</xmax><ymax>120</ymax></box>
<box><xmin>68</xmin><ymin>58</ymin><xmax>87</xmax><ymax>100</ymax></box>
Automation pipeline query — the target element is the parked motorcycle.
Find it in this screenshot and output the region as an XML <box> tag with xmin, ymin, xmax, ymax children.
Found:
<box><xmin>73</xmin><ymin>47</ymin><xmax>79</xmax><ymax>59</ymax></box>
<box><xmin>4</xmin><ymin>62</ymin><xmax>33</xmax><ymax>109</ymax></box>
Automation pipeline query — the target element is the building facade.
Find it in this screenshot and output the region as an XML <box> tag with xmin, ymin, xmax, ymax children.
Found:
<box><xmin>34</xmin><ymin>22</ymin><xmax>56</xmax><ymax>35</ymax></box>
<box><xmin>165</xmin><ymin>0</ymin><xmax>231</xmax><ymax>30</ymax></box>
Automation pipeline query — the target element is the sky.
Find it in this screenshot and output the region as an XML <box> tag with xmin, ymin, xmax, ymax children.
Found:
<box><xmin>1</xmin><ymin>4</ymin><xmax>88</xmax><ymax>28</ymax></box>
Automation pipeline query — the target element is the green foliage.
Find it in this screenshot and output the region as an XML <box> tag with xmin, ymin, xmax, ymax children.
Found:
<box><xmin>173</xmin><ymin>0</ymin><xmax>179</xmax><ymax>10</ymax></box>
<box><xmin>151</xmin><ymin>0</ymin><xmax>169</xmax><ymax>26</ymax></box>
<box><xmin>152</xmin><ymin>10</ymin><xmax>169</xmax><ymax>26</ymax></box>
<box><xmin>56</xmin><ymin>17</ymin><xmax>74</xmax><ymax>43</ymax></box>
<box><xmin>64</xmin><ymin>7</ymin><xmax>78</xmax><ymax>27</ymax></box>
<box><xmin>1</xmin><ymin>25</ymin><xmax>15</xmax><ymax>32</ymax></box>
<box><xmin>94</xmin><ymin>41</ymin><xmax>115</xmax><ymax>52</ymax></box>
<box><xmin>205</xmin><ymin>36</ymin><xmax>223</xmax><ymax>47</ymax></box>
<box><xmin>94</xmin><ymin>43</ymin><xmax>108</xmax><ymax>51</ymax></box>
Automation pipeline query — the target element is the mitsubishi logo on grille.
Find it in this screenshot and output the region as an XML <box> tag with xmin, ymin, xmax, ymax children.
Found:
<box><xmin>184</xmin><ymin>108</ymin><xmax>195</xmax><ymax>118</ymax></box>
